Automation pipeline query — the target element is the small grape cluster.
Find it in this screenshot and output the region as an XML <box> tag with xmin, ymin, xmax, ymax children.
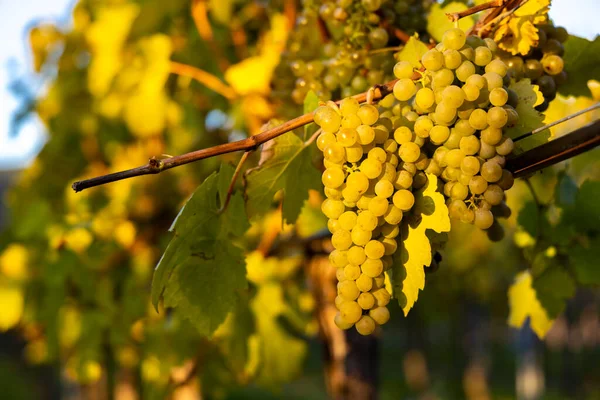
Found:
<box><xmin>315</xmin><ymin>28</ymin><xmax>521</xmax><ymax>334</ymax></box>
<box><xmin>498</xmin><ymin>23</ymin><xmax>568</xmax><ymax>111</ymax></box>
<box><xmin>315</xmin><ymin>98</ymin><xmax>410</xmax><ymax>335</ymax></box>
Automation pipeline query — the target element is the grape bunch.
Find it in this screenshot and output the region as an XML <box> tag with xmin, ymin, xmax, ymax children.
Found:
<box><xmin>497</xmin><ymin>23</ymin><xmax>568</xmax><ymax>111</ymax></box>
<box><xmin>315</xmin><ymin>98</ymin><xmax>409</xmax><ymax>335</ymax></box>
<box><xmin>315</xmin><ymin>28</ymin><xmax>522</xmax><ymax>334</ymax></box>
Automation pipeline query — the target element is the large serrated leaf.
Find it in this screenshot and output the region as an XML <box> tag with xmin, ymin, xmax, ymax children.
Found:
<box><xmin>244</xmin><ymin>132</ymin><xmax>320</xmax><ymax>224</ymax></box>
<box><xmin>560</xmin><ymin>35</ymin><xmax>600</xmax><ymax>97</ymax></box>
<box><xmin>531</xmin><ymin>266</ymin><xmax>575</xmax><ymax>319</ymax></box>
<box><xmin>392</xmin><ymin>174</ymin><xmax>451</xmax><ymax>316</ymax></box>
<box><xmin>396</xmin><ymin>35</ymin><xmax>429</xmax><ymax>68</ymax></box>
<box><xmin>151</xmin><ymin>164</ymin><xmax>250</xmax><ymax>336</ymax></box>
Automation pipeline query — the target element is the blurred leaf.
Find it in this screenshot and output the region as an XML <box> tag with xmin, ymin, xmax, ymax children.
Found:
<box><xmin>560</xmin><ymin>35</ymin><xmax>600</xmax><ymax>97</ymax></box>
<box><xmin>571</xmin><ymin>179</ymin><xmax>600</xmax><ymax>231</ymax></box>
<box><xmin>517</xmin><ymin>201</ymin><xmax>539</xmax><ymax>237</ymax></box>
<box><xmin>569</xmin><ymin>237</ymin><xmax>600</xmax><ymax>285</ymax></box>
<box><xmin>396</xmin><ymin>35</ymin><xmax>429</xmax><ymax>68</ymax></box>
<box><xmin>245</xmin><ymin>133</ymin><xmax>321</xmax><ymax>224</ymax></box>
<box><xmin>531</xmin><ymin>266</ymin><xmax>575</xmax><ymax>318</ymax></box>
<box><xmin>393</xmin><ymin>174</ymin><xmax>451</xmax><ymax>316</ymax></box>
<box><xmin>427</xmin><ymin>3</ymin><xmax>474</xmax><ymax>43</ymax></box>
<box><xmin>303</xmin><ymin>91</ymin><xmax>319</xmax><ymax>140</ymax></box>
<box><xmin>508</xmin><ymin>271</ymin><xmax>553</xmax><ymax>338</ymax></box>
<box><xmin>554</xmin><ymin>172</ymin><xmax>578</xmax><ymax>207</ymax></box>
<box><xmin>152</xmin><ymin>164</ymin><xmax>249</xmax><ymax>336</ymax></box>
<box><xmin>0</xmin><ymin>282</ymin><xmax>23</xmax><ymax>331</ymax></box>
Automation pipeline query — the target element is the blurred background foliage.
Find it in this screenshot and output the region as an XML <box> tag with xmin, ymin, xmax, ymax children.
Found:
<box><xmin>0</xmin><ymin>0</ymin><xmax>598</xmax><ymax>399</ymax></box>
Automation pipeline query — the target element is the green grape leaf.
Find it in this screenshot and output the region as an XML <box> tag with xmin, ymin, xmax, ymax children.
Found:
<box><xmin>427</xmin><ymin>2</ymin><xmax>475</xmax><ymax>43</ymax></box>
<box><xmin>531</xmin><ymin>266</ymin><xmax>576</xmax><ymax>319</ymax></box>
<box><xmin>151</xmin><ymin>164</ymin><xmax>250</xmax><ymax>336</ymax></box>
<box><xmin>506</xmin><ymin>79</ymin><xmax>547</xmax><ymax>152</ymax></box>
<box><xmin>508</xmin><ymin>271</ymin><xmax>554</xmax><ymax>338</ymax></box>
<box><xmin>559</xmin><ymin>35</ymin><xmax>600</xmax><ymax>97</ymax></box>
<box><xmin>396</xmin><ymin>35</ymin><xmax>429</xmax><ymax>68</ymax></box>
<box><xmin>244</xmin><ymin>132</ymin><xmax>320</xmax><ymax>224</ymax></box>
<box><xmin>517</xmin><ymin>201</ymin><xmax>539</xmax><ymax>237</ymax></box>
<box><xmin>571</xmin><ymin>179</ymin><xmax>600</xmax><ymax>231</ymax></box>
<box><xmin>303</xmin><ymin>90</ymin><xmax>319</xmax><ymax>141</ymax></box>
<box><xmin>392</xmin><ymin>174</ymin><xmax>451</xmax><ymax>316</ymax></box>
<box><xmin>250</xmin><ymin>283</ymin><xmax>307</xmax><ymax>387</ymax></box>
<box><xmin>554</xmin><ymin>172</ymin><xmax>578</xmax><ymax>207</ymax></box>
<box><xmin>569</xmin><ymin>237</ymin><xmax>600</xmax><ymax>285</ymax></box>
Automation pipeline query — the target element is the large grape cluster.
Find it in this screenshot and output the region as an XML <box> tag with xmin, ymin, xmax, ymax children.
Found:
<box><xmin>497</xmin><ymin>23</ymin><xmax>568</xmax><ymax>111</ymax></box>
<box><xmin>315</xmin><ymin>28</ymin><xmax>520</xmax><ymax>334</ymax></box>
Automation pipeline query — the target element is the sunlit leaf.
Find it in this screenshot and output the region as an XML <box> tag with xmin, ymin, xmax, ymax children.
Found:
<box><xmin>427</xmin><ymin>3</ymin><xmax>474</xmax><ymax>43</ymax></box>
<box><xmin>508</xmin><ymin>271</ymin><xmax>553</xmax><ymax>338</ymax></box>
<box><xmin>396</xmin><ymin>35</ymin><xmax>429</xmax><ymax>68</ymax></box>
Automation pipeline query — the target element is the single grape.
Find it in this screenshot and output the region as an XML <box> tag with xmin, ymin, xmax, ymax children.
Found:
<box><xmin>314</xmin><ymin>106</ymin><xmax>342</xmax><ymax>133</ymax></box>
<box><xmin>345</xmin><ymin>144</ymin><xmax>363</xmax><ymax>163</ymax></box>
<box><xmin>469</xmin><ymin>109</ymin><xmax>489</xmax><ymax>130</ymax></box>
<box><xmin>356</xmin><ymin>273</ymin><xmax>373</xmax><ymax>292</ymax></box>
<box><xmin>357</xmin><ymin>210</ymin><xmax>378</xmax><ymax>231</ymax></box>
<box><xmin>322</xmin><ymin>199</ymin><xmax>346</xmax><ymax>219</ymax></box>
<box><xmin>442</xmin><ymin>28</ymin><xmax>467</xmax><ymax>50</ymax></box>
<box><xmin>435</xmin><ymin>101</ymin><xmax>457</xmax><ymax>124</ymax></box>
<box><xmin>414</xmin><ymin>116</ymin><xmax>434</xmax><ymax>138</ymax></box>
<box><xmin>462</xmin><ymin>83</ymin><xmax>480</xmax><ymax>102</ymax></box>
<box><xmin>339</xmin><ymin>301</ymin><xmax>362</xmax><ymax>324</ymax></box>
<box><xmin>484</xmin><ymin>184</ymin><xmax>504</xmax><ymax>205</ymax></box>
<box><xmin>355</xmin><ymin>315</ymin><xmax>376</xmax><ymax>335</ymax></box>
<box><xmin>496</xmin><ymin>137</ymin><xmax>514</xmax><ymax>156</ymax></box>
<box><xmin>399</xmin><ymin>142</ymin><xmax>421</xmax><ymax>163</ymax></box>
<box><xmin>429</xmin><ymin>125</ymin><xmax>450</xmax><ymax>145</ymax></box>
<box><xmin>474</xmin><ymin>208</ymin><xmax>494</xmax><ymax>229</ymax></box>
<box><xmin>392</xmin><ymin>189</ymin><xmax>415</xmax><ymax>211</ymax></box>
<box><xmin>474</xmin><ymin>46</ymin><xmax>493</xmax><ymax>66</ymax></box>
<box><xmin>442</xmin><ymin>85</ymin><xmax>466</xmax><ymax>108</ymax></box>
<box><xmin>383</xmin><ymin>205</ymin><xmax>403</xmax><ymax>224</ymax></box>
<box><xmin>347</xmin><ymin>246</ymin><xmax>367</xmax><ymax>266</ymax></box>
<box><xmin>358</xmin><ymin>292</ymin><xmax>376</xmax><ymax>310</ymax></box>
<box><xmin>375</xmin><ymin>180</ymin><xmax>394</xmax><ymax>198</ymax></box>
<box><xmin>481</xmin><ymin>127</ymin><xmax>502</xmax><ymax>145</ymax></box>
<box><xmin>443</xmin><ymin>49</ymin><xmax>462</xmax><ymax>69</ymax></box>
<box><xmin>433</xmin><ymin>68</ymin><xmax>455</xmax><ymax>87</ymax></box>
<box><xmin>322</xmin><ymin>167</ymin><xmax>345</xmax><ymax>188</ymax></box>
<box><xmin>459</xmin><ymin>136</ymin><xmax>481</xmax><ymax>155</ymax></box>
<box><xmin>422</xmin><ymin>49</ymin><xmax>444</xmax><ymax>71</ymax></box>
<box><xmin>485</xmin><ymin>59</ymin><xmax>508</xmax><ymax>76</ymax></box>
<box><xmin>338</xmin><ymin>280</ymin><xmax>360</xmax><ymax>301</ymax></box>
<box><xmin>337</xmin><ymin>128</ymin><xmax>358</xmax><ymax>147</ymax></box>
<box><xmin>332</xmin><ymin>229</ymin><xmax>352</xmax><ymax>250</ymax></box>
<box><xmin>489</xmin><ymin>88</ymin><xmax>508</xmax><ymax>107</ymax></box>
<box><xmin>469</xmin><ymin>175</ymin><xmax>488</xmax><ymax>195</ymax></box>
<box><xmin>394</xmin><ymin>61</ymin><xmax>414</xmax><ymax>79</ymax></box>
<box><xmin>456</xmin><ymin>60</ymin><xmax>475</xmax><ymax>82</ymax></box>
<box><xmin>351</xmin><ymin>226</ymin><xmax>372</xmax><ymax>246</ymax></box>
<box><xmin>394</xmin><ymin>78</ymin><xmax>417</xmax><ymax>101</ymax></box>
<box><xmin>415</xmin><ymin>87</ymin><xmax>435</xmax><ymax>109</ymax></box>
<box><xmin>487</xmin><ymin>107</ymin><xmax>508</xmax><ymax>129</ymax></box>
<box><xmin>356</xmin><ymin>125</ymin><xmax>376</xmax><ymax>145</ymax></box>
<box><xmin>357</xmin><ymin>104</ymin><xmax>379</xmax><ymax>125</ymax></box>
<box><xmin>368</xmin><ymin>196</ymin><xmax>389</xmax><ymax>217</ymax></box>
<box><xmin>371</xmin><ymin>288</ymin><xmax>391</xmax><ymax>307</ymax></box>
<box><xmin>365</xmin><ymin>240</ymin><xmax>385</xmax><ymax>259</ymax></box>
<box><xmin>481</xmin><ymin>161</ymin><xmax>502</xmax><ymax>182</ymax></box>
<box><xmin>369</xmin><ymin>307</ymin><xmax>390</xmax><ymax>325</ymax></box>
<box><xmin>381</xmin><ymin>223</ymin><xmax>399</xmax><ymax>238</ymax></box>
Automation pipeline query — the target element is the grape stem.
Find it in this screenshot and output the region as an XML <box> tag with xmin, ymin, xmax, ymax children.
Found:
<box><xmin>446</xmin><ymin>0</ymin><xmax>505</xmax><ymax>23</ymax></box>
<box><xmin>71</xmin><ymin>81</ymin><xmax>397</xmax><ymax>192</ymax></box>
<box><xmin>170</xmin><ymin>61</ymin><xmax>237</xmax><ymax>100</ymax></box>
<box><xmin>513</xmin><ymin>102</ymin><xmax>600</xmax><ymax>142</ymax></box>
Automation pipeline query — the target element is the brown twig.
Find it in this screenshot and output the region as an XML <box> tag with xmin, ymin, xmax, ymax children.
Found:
<box><xmin>392</xmin><ymin>27</ymin><xmax>411</xmax><ymax>44</ymax></box>
<box><xmin>71</xmin><ymin>81</ymin><xmax>397</xmax><ymax>192</ymax></box>
<box><xmin>219</xmin><ymin>151</ymin><xmax>251</xmax><ymax>213</ymax></box>
<box><xmin>170</xmin><ymin>61</ymin><xmax>236</xmax><ymax>100</ymax></box>
<box><xmin>447</xmin><ymin>0</ymin><xmax>505</xmax><ymax>22</ymax></box>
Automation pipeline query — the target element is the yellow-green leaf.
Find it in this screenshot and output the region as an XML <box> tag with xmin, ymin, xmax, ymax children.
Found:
<box><xmin>492</xmin><ymin>0</ymin><xmax>549</xmax><ymax>55</ymax></box>
<box><xmin>395</xmin><ymin>35</ymin><xmax>429</xmax><ymax>68</ymax></box>
<box><xmin>506</xmin><ymin>79</ymin><xmax>546</xmax><ymax>152</ymax></box>
<box><xmin>0</xmin><ymin>283</ymin><xmax>24</xmax><ymax>331</ymax></box>
<box><xmin>427</xmin><ymin>2</ymin><xmax>474</xmax><ymax>43</ymax></box>
<box><xmin>508</xmin><ymin>271</ymin><xmax>553</xmax><ymax>338</ymax></box>
<box><xmin>392</xmin><ymin>174</ymin><xmax>451</xmax><ymax>316</ymax></box>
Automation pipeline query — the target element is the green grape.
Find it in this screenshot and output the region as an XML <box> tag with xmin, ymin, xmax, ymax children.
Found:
<box><xmin>337</xmin><ymin>128</ymin><xmax>358</xmax><ymax>147</ymax></box>
<box><xmin>445</xmin><ymin>148</ymin><xmax>465</xmax><ymax>168</ymax></box>
<box><xmin>450</xmin><ymin>182</ymin><xmax>468</xmax><ymax>200</ymax></box>
<box><xmin>469</xmin><ymin>175</ymin><xmax>488</xmax><ymax>195</ymax></box>
<box><xmin>474</xmin><ymin>208</ymin><xmax>494</xmax><ymax>229</ymax></box>
<box><xmin>489</xmin><ymin>154</ymin><xmax>506</xmax><ymax>167</ymax></box>
<box><xmin>459</xmin><ymin>45</ymin><xmax>474</xmax><ymax>62</ymax></box>
<box><xmin>317</xmin><ymin>132</ymin><xmax>337</xmax><ymax>151</ymax></box>
<box><xmin>448</xmin><ymin>198</ymin><xmax>467</xmax><ymax>219</ymax></box>
<box><xmin>479</xmin><ymin>199</ymin><xmax>492</xmax><ymax>211</ymax></box>
<box><xmin>483</xmin><ymin>38</ymin><xmax>498</xmax><ymax>52</ymax></box>
<box><xmin>400</xmin><ymin>162</ymin><xmax>417</xmax><ymax>176</ymax></box>
<box><xmin>460</xmin><ymin>208</ymin><xmax>475</xmax><ymax>224</ymax></box>
<box><xmin>330</xmin><ymin>249</ymin><xmax>348</xmax><ymax>268</ymax></box>
<box><xmin>489</xmin><ymin>88</ymin><xmax>508</xmax><ymax>107</ymax></box>
<box><xmin>485</xmin><ymin>59</ymin><xmax>508</xmax><ymax>76</ymax></box>
<box><xmin>369</xmin><ymin>307</ymin><xmax>390</xmax><ymax>325</ymax></box>
<box><xmin>357</xmin><ymin>194</ymin><xmax>373</xmax><ymax>210</ymax></box>
<box><xmin>487</xmin><ymin>107</ymin><xmax>508</xmax><ymax>128</ymax></box>
<box><xmin>336</xmin><ymin>267</ymin><xmax>347</xmax><ymax>284</ymax></box>
<box><xmin>456</xmin><ymin>60</ymin><xmax>475</xmax><ymax>82</ymax></box>
<box><xmin>442</xmin><ymin>28</ymin><xmax>466</xmax><ymax>50</ymax></box>
<box><xmin>443</xmin><ymin>49</ymin><xmax>462</xmax><ymax>69</ymax></box>
<box><xmin>469</xmin><ymin>108</ymin><xmax>489</xmax><ymax>130</ymax></box>
<box><xmin>355</xmin><ymin>315</ymin><xmax>376</xmax><ymax>335</ymax></box>
<box><xmin>399</xmin><ymin>142</ymin><xmax>421</xmax><ymax>163</ymax></box>
<box><xmin>378</xmin><ymin>163</ymin><xmax>397</xmax><ymax>182</ymax></box>
<box><xmin>341</xmin><ymin>114</ymin><xmax>362</xmax><ymax>129</ymax></box>
<box><xmin>365</xmin><ymin>240</ymin><xmax>385</xmax><ymax>259</ymax></box>
<box><xmin>332</xmin><ymin>229</ymin><xmax>352</xmax><ymax>250</ymax></box>
<box><xmin>325</xmin><ymin>186</ymin><xmax>343</xmax><ymax>200</ymax></box>
<box><xmin>392</xmin><ymin>189</ymin><xmax>415</xmax><ymax>211</ymax></box>
<box><xmin>375</xmin><ymin>180</ymin><xmax>394</xmax><ymax>198</ymax></box>
<box><xmin>466</xmin><ymin>74</ymin><xmax>487</xmax><ymax>89</ymax></box>
<box><xmin>356</xmin><ymin>125</ymin><xmax>376</xmax><ymax>145</ymax></box>
<box><xmin>373</xmin><ymin>126</ymin><xmax>390</xmax><ymax>144</ymax></box>
<box><xmin>460</xmin><ymin>155</ymin><xmax>481</xmax><ymax>175</ymax></box>
<box><xmin>371</xmin><ymin>288</ymin><xmax>390</xmax><ymax>307</ymax></box>
<box><xmin>435</xmin><ymin>102</ymin><xmax>457</xmax><ymax>124</ymax></box>
<box><xmin>496</xmin><ymin>137</ymin><xmax>514</xmax><ymax>156</ymax></box>
<box><xmin>335</xmin><ymin>295</ymin><xmax>346</xmax><ymax>310</ymax></box>
<box><xmin>481</xmin><ymin>127</ymin><xmax>502</xmax><ymax>146</ymax></box>
<box><xmin>323</xmin><ymin>143</ymin><xmax>346</xmax><ymax>164</ymax></box>
<box><xmin>497</xmin><ymin>169</ymin><xmax>514</xmax><ymax>190</ymax></box>
<box><xmin>357</xmin><ymin>210</ymin><xmax>378</xmax><ymax>231</ymax></box>
<box><xmin>358</xmin><ymin>292</ymin><xmax>376</xmax><ymax>310</ymax></box>
<box><xmin>347</xmin><ymin>246</ymin><xmax>367</xmax><ymax>266</ymax></box>
<box><xmin>357</xmin><ymin>104</ymin><xmax>379</xmax><ymax>125</ymax></box>
<box><xmin>474</xmin><ymin>46</ymin><xmax>493</xmax><ymax>66</ymax></box>
<box><xmin>394</xmin><ymin>78</ymin><xmax>417</xmax><ymax>101</ymax></box>
<box><xmin>429</xmin><ymin>125</ymin><xmax>450</xmax><ymax>145</ymax></box>
<box><xmin>368</xmin><ymin>147</ymin><xmax>387</xmax><ymax>163</ymax></box>
<box><xmin>347</xmin><ymin>172</ymin><xmax>370</xmax><ymax>193</ymax></box>
<box><xmin>339</xmin><ymin>300</ymin><xmax>362</xmax><ymax>324</ymax></box>
<box><xmin>454</xmin><ymin>120</ymin><xmax>475</xmax><ymax>137</ymax></box>
<box><xmin>458</xmin><ymin>171</ymin><xmax>472</xmax><ymax>186</ymax></box>
<box><xmin>484</xmin><ymin>184</ymin><xmax>504</xmax><ymax>205</ymax></box>
<box><xmin>322</xmin><ymin>199</ymin><xmax>346</xmax><ymax>219</ymax></box>
<box><xmin>425</xmin><ymin>159</ymin><xmax>442</xmax><ymax>176</ymax></box>
<box><xmin>394</xmin><ymin>126</ymin><xmax>413</xmax><ymax>144</ymax></box>
<box><xmin>339</xmin><ymin>211</ymin><xmax>358</xmax><ymax>231</ymax></box>
<box><xmin>338</xmin><ymin>279</ymin><xmax>360</xmax><ymax>301</ymax></box>
<box><xmin>481</xmin><ymin>160</ymin><xmax>502</xmax><ymax>182</ymax></box>
<box><xmin>356</xmin><ymin>273</ymin><xmax>373</xmax><ymax>292</ymax></box>
<box><xmin>342</xmin><ymin>187</ymin><xmax>361</xmax><ymax>203</ymax></box>
<box><xmin>381</xmin><ymin>223</ymin><xmax>399</xmax><ymax>238</ymax></box>
<box><xmin>322</xmin><ymin>167</ymin><xmax>345</xmax><ymax>188</ymax></box>
<box><xmin>351</xmin><ymin>226</ymin><xmax>372</xmax><ymax>246</ymax></box>
<box><xmin>483</xmin><ymin>72</ymin><xmax>503</xmax><ymax>90</ymax></box>
<box><xmin>524</xmin><ymin>59</ymin><xmax>544</xmax><ymax>80</ymax></box>
<box><xmin>346</xmin><ymin>144</ymin><xmax>363</xmax><ymax>162</ymax></box>
<box><xmin>442</xmin><ymin>85</ymin><xmax>465</xmax><ymax>108</ymax></box>
<box><xmin>433</xmin><ymin>68</ymin><xmax>455</xmax><ymax>87</ymax></box>
<box><xmin>459</xmin><ymin>135</ymin><xmax>480</xmax><ymax>156</ymax></box>
<box><xmin>369</xmin><ymin>27</ymin><xmax>389</xmax><ymax>49</ymax></box>
<box><xmin>415</xmin><ymin>88</ymin><xmax>435</xmax><ymax>109</ymax></box>
<box><xmin>340</xmin><ymin>97</ymin><xmax>359</xmax><ymax>117</ymax></box>
<box><xmin>360</xmin><ymin>158</ymin><xmax>382</xmax><ymax>179</ymax></box>
<box><xmin>383</xmin><ymin>205</ymin><xmax>403</xmax><ymax>224</ymax></box>
<box><xmin>462</xmin><ymin>83</ymin><xmax>480</xmax><ymax>102</ymax></box>
<box><xmin>344</xmin><ymin>264</ymin><xmax>362</xmax><ymax>281</ymax></box>
<box><xmin>334</xmin><ymin>312</ymin><xmax>354</xmax><ymax>330</ymax></box>
<box><xmin>314</xmin><ymin>106</ymin><xmax>342</xmax><ymax>133</ymax></box>
<box><xmin>394</xmin><ymin>61</ymin><xmax>414</xmax><ymax>79</ymax></box>
<box><xmin>368</xmin><ymin>196</ymin><xmax>389</xmax><ymax>217</ymax></box>
<box><xmin>383</xmin><ymin>138</ymin><xmax>398</xmax><ymax>153</ymax></box>
<box><xmin>394</xmin><ymin>170</ymin><xmax>413</xmax><ymax>190</ymax></box>
<box><xmin>422</xmin><ymin>49</ymin><xmax>444</xmax><ymax>71</ymax></box>
<box><xmin>361</xmin><ymin>258</ymin><xmax>383</xmax><ymax>278</ymax></box>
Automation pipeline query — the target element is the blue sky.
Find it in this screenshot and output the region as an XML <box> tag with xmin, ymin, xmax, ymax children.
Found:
<box><xmin>0</xmin><ymin>0</ymin><xmax>598</xmax><ymax>170</ymax></box>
